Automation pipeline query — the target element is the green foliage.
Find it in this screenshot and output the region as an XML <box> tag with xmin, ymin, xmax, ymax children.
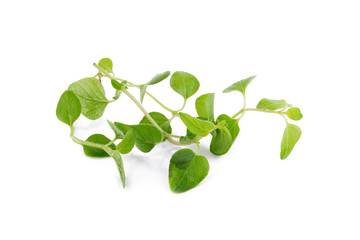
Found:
<box><xmin>111</xmin><ymin>150</ymin><xmax>126</xmax><ymax>188</ymax></box>
<box><xmin>56</xmin><ymin>90</ymin><xmax>81</xmax><ymax>126</ymax></box>
<box><xmin>195</xmin><ymin>93</ymin><xmax>215</xmax><ymax>122</ymax></box>
<box><xmin>257</xmin><ymin>98</ymin><xmax>287</xmax><ymax>110</ymax></box>
<box><xmin>179</xmin><ymin>113</ymin><xmax>215</xmax><ymax>137</ymax></box>
<box><xmin>280</xmin><ymin>124</ymin><xmax>302</xmax><ymax>160</ymax></box>
<box><xmin>139</xmin><ymin>112</ymin><xmax>172</xmax><ymax>134</ymax></box>
<box><xmin>111</xmin><ymin>79</ymin><xmax>123</xmax><ymax>90</ymax></box>
<box><xmin>139</xmin><ymin>71</ymin><xmax>170</xmax><ymax>103</ymax></box>
<box><xmin>169</xmin><ymin>149</ymin><xmax>209</xmax><ymax>193</ymax></box>
<box><xmin>114</xmin><ymin>122</ymin><xmax>163</xmax><ymax>153</ymax></box>
<box><xmin>170</xmin><ymin>71</ymin><xmax>200</xmax><ymax>100</ymax></box>
<box><xmin>98</xmin><ymin>58</ymin><xmax>113</xmax><ymax>74</ymax></box>
<box><xmin>286</xmin><ymin>107</ymin><xmax>303</xmax><ymax>120</ymax></box>
<box><xmin>83</xmin><ymin>134</ymin><xmax>116</xmax><ymax>157</ymax></box>
<box><xmin>56</xmin><ymin>58</ymin><xmax>303</xmax><ymax>193</ymax></box>
<box><xmin>116</xmin><ymin>129</ymin><xmax>136</xmax><ymax>154</ymax></box>
<box><xmin>223</xmin><ymin>75</ymin><xmax>256</xmax><ymax>95</ymax></box>
<box><xmin>68</xmin><ymin>77</ymin><xmax>109</xmax><ymax>120</ymax></box>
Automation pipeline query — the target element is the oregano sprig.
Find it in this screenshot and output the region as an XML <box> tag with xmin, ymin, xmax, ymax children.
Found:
<box><xmin>56</xmin><ymin>58</ymin><xmax>303</xmax><ymax>193</ymax></box>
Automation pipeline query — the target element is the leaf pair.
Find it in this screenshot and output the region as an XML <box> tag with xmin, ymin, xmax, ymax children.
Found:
<box><xmin>169</xmin><ymin>149</ymin><xmax>209</xmax><ymax>193</ymax></box>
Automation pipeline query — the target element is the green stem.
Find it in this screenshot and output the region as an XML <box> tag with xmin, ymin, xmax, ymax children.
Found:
<box><xmin>144</xmin><ymin>91</ymin><xmax>176</xmax><ymax>114</ymax></box>
<box><xmin>232</xmin><ymin>94</ymin><xmax>246</xmax><ymax>118</ymax></box>
<box><xmin>121</xmin><ymin>88</ymin><xmax>169</xmax><ymax>135</ymax></box>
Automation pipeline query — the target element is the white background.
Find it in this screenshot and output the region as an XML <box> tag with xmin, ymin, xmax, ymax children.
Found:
<box><xmin>1</xmin><ymin>0</ymin><xmax>359</xmax><ymax>239</ymax></box>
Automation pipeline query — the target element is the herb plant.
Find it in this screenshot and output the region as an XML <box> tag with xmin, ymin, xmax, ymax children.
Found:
<box><xmin>56</xmin><ymin>58</ymin><xmax>303</xmax><ymax>193</ymax></box>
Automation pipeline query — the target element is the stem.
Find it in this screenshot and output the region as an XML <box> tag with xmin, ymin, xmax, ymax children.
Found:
<box><xmin>196</xmin><ymin>142</ymin><xmax>200</xmax><ymax>155</ymax></box>
<box><xmin>232</xmin><ymin>94</ymin><xmax>246</xmax><ymax>118</ymax></box>
<box><xmin>70</xmin><ymin>126</ymin><xmax>111</xmax><ymax>150</ymax></box>
<box><xmin>122</xmin><ymin>88</ymin><xmax>168</xmax><ymax>135</ymax></box>
<box><xmin>144</xmin><ymin>91</ymin><xmax>176</xmax><ymax>114</ymax></box>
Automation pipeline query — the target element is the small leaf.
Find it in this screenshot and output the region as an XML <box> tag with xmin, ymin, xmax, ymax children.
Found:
<box><xmin>139</xmin><ymin>84</ymin><xmax>147</xmax><ymax>103</ymax></box>
<box><xmin>116</xmin><ymin>129</ymin><xmax>136</xmax><ymax>154</ymax></box>
<box><xmin>223</xmin><ymin>75</ymin><xmax>256</xmax><ymax>95</ymax></box>
<box><xmin>257</xmin><ymin>98</ymin><xmax>287</xmax><ymax>110</ymax></box>
<box><xmin>170</xmin><ymin>71</ymin><xmax>200</xmax><ymax>100</ymax></box>
<box><xmin>68</xmin><ymin>77</ymin><xmax>109</xmax><ymax>120</ymax></box>
<box><xmin>139</xmin><ymin>71</ymin><xmax>170</xmax><ymax>103</ymax></box>
<box><xmin>280</xmin><ymin>124</ymin><xmax>302</xmax><ymax>160</ymax></box>
<box><xmin>110</xmin><ymin>151</ymin><xmax>125</xmax><ymax>188</ymax></box>
<box><xmin>114</xmin><ymin>122</ymin><xmax>163</xmax><ymax>153</ymax></box>
<box><xmin>169</xmin><ymin>149</ymin><xmax>210</xmax><ymax>193</ymax></box>
<box><xmin>113</xmin><ymin>90</ymin><xmax>121</xmax><ymax>100</ymax></box>
<box><xmin>139</xmin><ymin>112</ymin><xmax>172</xmax><ymax>134</ymax></box>
<box><xmin>98</xmin><ymin>58</ymin><xmax>113</xmax><ymax>74</ymax></box>
<box><xmin>210</xmin><ymin>127</ymin><xmax>233</xmax><ymax>155</ymax></box>
<box><xmin>56</xmin><ymin>90</ymin><xmax>81</xmax><ymax>126</ymax></box>
<box><xmin>107</xmin><ymin>120</ymin><xmax>125</xmax><ymax>139</ymax></box>
<box><xmin>111</xmin><ymin>79</ymin><xmax>123</xmax><ymax>90</ymax></box>
<box><xmin>148</xmin><ymin>71</ymin><xmax>171</xmax><ymax>85</ymax></box>
<box><xmin>286</xmin><ymin>107</ymin><xmax>303</xmax><ymax>121</ymax></box>
<box><xmin>195</xmin><ymin>93</ymin><xmax>215</xmax><ymax>122</ymax></box>
<box><xmin>216</xmin><ymin>114</ymin><xmax>240</xmax><ymax>142</ymax></box>
<box><xmin>83</xmin><ymin>134</ymin><xmax>116</xmax><ymax>157</ymax></box>
<box><xmin>179</xmin><ymin>113</ymin><xmax>215</xmax><ymax>137</ymax></box>
<box><xmin>179</xmin><ymin>129</ymin><xmax>196</xmax><ymax>144</ymax></box>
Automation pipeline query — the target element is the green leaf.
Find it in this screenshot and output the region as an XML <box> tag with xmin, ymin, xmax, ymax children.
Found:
<box><xmin>139</xmin><ymin>112</ymin><xmax>172</xmax><ymax>134</ymax></box>
<box><xmin>195</xmin><ymin>93</ymin><xmax>215</xmax><ymax>122</ymax></box>
<box><xmin>286</xmin><ymin>107</ymin><xmax>303</xmax><ymax>121</ymax></box>
<box><xmin>68</xmin><ymin>77</ymin><xmax>109</xmax><ymax>120</ymax></box>
<box><xmin>179</xmin><ymin>113</ymin><xmax>215</xmax><ymax>137</ymax></box>
<box><xmin>169</xmin><ymin>149</ymin><xmax>209</xmax><ymax>193</ymax></box>
<box><xmin>216</xmin><ymin>114</ymin><xmax>240</xmax><ymax>142</ymax></box>
<box><xmin>56</xmin><ymin>90</ymin><xmax>81</xmax><ymax>126</ymax></box>
<box><xmin>110</xmin><ymin>151</ymin><xmax>126</xmax><ymax>188</ymax></box>
<box><xmin>107</xmin><ymin>120</ymin><xmax>125</xmax><ymax>139</ymax></box>
<box><xmin>179</xmin><ymin>129</ymin><xmax>196</xmax><ymax>144</ymax></box>
<box><xmin>114</xmin><ymin>123</ymin><xmax>163</xmax><ymax>153</ymax></box>
<box><xmin>280</xmin><ymin>124</ymin><xmax>302</xmax><ymax>160</ymax></box>
<box><xmin>116</xmin><ymin>129</ymin><xmax>136</xmax><ymax>154</ymax></box>
<box><xmin>98</xmin><ymin>58</ymin><xmax>113</xmax><ymax>74</ymax></box>
<box><xmin>111</xmin><ymin>79</ymin><xmax>122</xmax><ymax>90</ymax></box>
<box><xmin>170</xmin><ymin>71</ymin><xmax>200</xmax><ymax>100</ymax></box>
<box><xmin>223</xmin><ymin>75</ymin><xmax>256</xmax><ymax>95</ymax></box>
<box><xmin>210</xmin><ymin>127</ymin><xmax>233</xmax><ymax>156</ymax></box>
<box><xmin>256</xmin><ymin>98</ymin><xmax>287</xmax><ymax>110</ymax></box>
<box><xmin>148</xmin><ymin>71</ymin><xmax>171</xmax><ymax>85</ymax></box>
<box><xmin>82</xmin><ymin>134</ymin><xmax>116</xmax><ymax>157</ymax></box>
<box><xmin>139</xmin><ymin>71</ymin><xmax>170</xmax><ymax>103</ymax></box>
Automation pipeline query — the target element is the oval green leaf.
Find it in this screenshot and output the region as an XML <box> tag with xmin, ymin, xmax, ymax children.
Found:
<box><xmin>286</xmin><ymin>107</ymin><xmax>303</xmax><ymax>121</ymax></box>
<box><xmin>223</xmin><ymin>75</ymin><xmax>256</xmax><ymax>95</ymax></box>
<box><xmin>116</xmin><ymin>129</ymin><xmax>136</xmax><ymax>154</ymax></box>
<box><xmin>256</xmin><ymin>98</ymin><xmax>287</xmax><ymax>110</ymax></box>
<box><xmin>210</xmin><ymin>127</ymin><xmax>233</xmax><ymax>155</ymax></box>
<box><xmin>169</xmin><ymin>149</ymin><xmax>210</xmax><ymax>193</ymax></box>
<box><xmin>98</xmin><ymin>58</ymin><xmax>113</xmax><ymax>74</ymax></box>
<box><xmin>82</xmin><ymin>134</ymin><xmax>116</xmax><ymax>157</ymax></box>
<box><xmin>216</xmin><ymin>114</ymin><xmax>240</xmax><ymax>142</ymax></box>
<box><xmin>56</xmin><ymin>90</ymin><xmax>81</xmax><ymax>126</ymax></box>
<box><xmin>179</xmin><ymin>113</ymin><xmax>215</xmax><ymax>137</ymax></box>
<box><xmin>280</xmin><ymin>124</ymin><xmax>302</xmax><ymax>160</ymax></box>
<box><xmin>170</xmin><ymin>71</ymin><xmax>200</xmax><ymax>100</ymax></box>
<box><xmin>111</xmin><ymin>79</ymin><xmax>122</xmax><ymax>90</ymax></box>
<box><xmin>195</xmin><ymin>93</ymin><xmax>215</xmax><ymax>122</ymax></box>
<box><xmin>139</xmin><ymin>112</ymin><xmax>172</xmax><ymax>134</ymax></box>
<box><xmin>68</xmin><ymin>77</ymin><xmax>109</xmax><ymax>120</ymax></box>
<box><xmin>148</xmin><ymin>71</ymin><xmax>170</xmax><ymax>85</ymax></box>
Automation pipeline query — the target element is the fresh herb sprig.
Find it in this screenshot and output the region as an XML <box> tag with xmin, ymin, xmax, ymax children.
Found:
<box><xmin>56</xmin><ymin>58</ymin><xmax>303</xmax><ymax>193</ymax></box>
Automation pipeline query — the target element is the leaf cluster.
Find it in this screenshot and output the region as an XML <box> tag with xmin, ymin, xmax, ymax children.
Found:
<box><xmin>56</xmin><ymin>58</ymin><xmax>303</xmax><ymax>193</ymax></box>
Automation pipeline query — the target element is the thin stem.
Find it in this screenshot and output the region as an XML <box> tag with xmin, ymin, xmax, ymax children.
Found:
<box><xmin>196</xmin><ymin>142</ymin><xmax>200</xmax><ymax>155</ymax></box>
<box><xmin>144</xmin><ymin>91</ymin><xmax>176</xmax><ymax>114</ymax></box>
<box><xmin>243</xmin><ymin>108</ymin><xmax>283</xmax><ymax>114</ymax></box>
<box><xmin>232</xmin><ymin>94</ymin><xmax>247</xmax><ymax>118</ymax></box>
<box><xmin>122</xmin><ymin>88</ymin><xmax>168</xmax><ymax>135</ymax></box>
